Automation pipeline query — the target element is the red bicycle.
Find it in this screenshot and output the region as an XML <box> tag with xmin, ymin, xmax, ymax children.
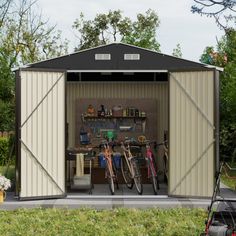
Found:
<box><xmin>144</xmin><ymin>141</ymin><xmax>167</xmax><ymax>195</ymax></box>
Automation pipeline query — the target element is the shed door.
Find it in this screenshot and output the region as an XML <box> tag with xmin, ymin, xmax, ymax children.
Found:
<box><xmin>169</xmin><ymin>71</ymin><xmax>215</xmax><ymax>197</ymax></box>
<box><xmin>19</xmin><ymin>70</ymin><xmax>65</xmax><ymax>199</ymax></box>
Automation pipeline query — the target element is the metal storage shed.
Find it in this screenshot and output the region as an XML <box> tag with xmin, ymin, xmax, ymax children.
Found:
<box><xmin>15</xmin><ymin>43</ymin><xmax>220</xmax><ymax>200</ymax></box>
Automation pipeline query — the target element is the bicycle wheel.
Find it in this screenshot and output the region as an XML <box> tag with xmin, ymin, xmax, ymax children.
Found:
<box><xmin>163</xmin><ymin>154</ymin><xmax>168</xmax><ymax>183</ymax></box>
<box><xmin>106</xmin><ymin>163</ymin><xmax>115</xmax><ymax>195</ymax></box>
<box><xmin>121</xmin><ymin>157</ymin><xmax>134</xmax><ymax>189</ymax></box>
<box><xmin>132</xmin><ymin>159</ymin><xmax>143</xmax><ymax>195</ymax></box>
<box><xmin>149</xmin><ymin>162</ymin><xmax>159</xmax><ymax>195</ymax></box>
<box><xmin>112</xmin><ymin>158</ymin><xmax>119</xmax><ymax>190</ymax></box>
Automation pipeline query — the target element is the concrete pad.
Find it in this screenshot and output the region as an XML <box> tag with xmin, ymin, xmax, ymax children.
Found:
<box><xmin>0</xmin><ymin>184</ymin><xmax>218</xmax><ymax>210</ymax></box>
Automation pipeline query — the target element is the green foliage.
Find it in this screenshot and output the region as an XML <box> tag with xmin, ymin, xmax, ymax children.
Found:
<box><xmin>0</xmin><ymin>6</ymin><xmax>69</xmax><ymax>67</ymax></box>
<box><xmin>0</xmin><ymin>165</ymin><xmax>15</xmax><ymax>183</ymax></box>
<box><xmin>0</xmin><ymin>208</ymin><xmax>206</xmax><ymax>235</ymax></box>
<box><xmin>218</xmin><ymin>31</ymin><xmax>236</xmax><ymax>163</ymax></box>
<box><xmin>200</xmin><ymin>30</ymin><xmax>236</xmax><ymax>162</ymax></box>
<box><xmin>200</xmin><ymin>46</ymin><xmax>228</xmax><ymax>67</ymax></box>
<box><xmin>0</xmin><ymin>56</ymin><xmax>14</xmax><ymax>101</ymax></box>
<box><xmin>0</xmin><ymin>137</ymin><xmax>10</xmax><ymax>166</ymax></box>
<box><xmin>121</xmin><ymin>9</ymin><xmax>160</xmax><ymax>52</ymax></box>
<box><xmin>0</xmin><ymin>0</ymin><xmax>69</xmax><ymax>131</ymax></box>
<box><xmin>220</xmin><ymin>123</ymin><xmax>236</xmax><ymax>161</ymax></box>
<box><xmin>0</xmin><ymin>100</ymin><xmax>15</xmax><ymax>131</ymax></box>
<box><xmin>0</xmin><ymin>134</ymin><xmax>14</xmax><ymax>167</ymax></box>
<box><xmin>221</xmin><ymin>174</ymin><xmax>236</xmax><ymax>190</ymax></box>
<box><xmin>172</xmin><ymin>43</ymin><xmax>183</xmax><ymax>58</ymax></box>
<box><xmin>73</xmin><ymin>9</ymin><xmax>160</xmax><ymax>52</ymax></box>
<box><xmin>0</xmin><ymin>135</ymin><xmax>15</xmax><ymax>185</ymax></box>
<box><xmin>0</xmin><ymin>53</ymin><xmax>15</xmax><ymax>131</ymax></box>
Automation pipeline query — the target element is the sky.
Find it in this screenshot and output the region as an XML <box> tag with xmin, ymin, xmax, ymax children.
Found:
<box><xmin>36</xmin><ymin>0</ymin><xmax>224</xmax><ymax>62</ymax></box>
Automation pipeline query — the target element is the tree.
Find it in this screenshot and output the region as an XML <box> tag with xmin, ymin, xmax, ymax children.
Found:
<box><xmin>73</xmin><ymin>9</ymin><xmax>160</xmax><ymax>52</ymax></box>
<box><xmin>200</xmin><ymin>46</ymin><xmax>228</xmax><ymax>66</ymax></box>
<box><xmin>191</xmin><ymin>0</ymin><xmax>236</xmax><ymax>29</ymax></box>
<box><xmin>0</xmin><ymin>0</ymin><xmax>69</xmax><ymax>131</ymax></box>
<box><xmin>122</xmin><ymin>9</ymin><xmax>160</xmax><ymax>51</ymax></box>
<box><xmin>0</xmin><ymin>0</ymin><xmax>12</xmax><ymax>26</ymax></box>
<box><xmin>172</xmin><ymin>43</ymin><xmax>183</xmax><ymax>58</ymax></box>
<box><xmin>200</xmin><ymin>29</ymin><xmax>236</xmax><ymax>162</ymax></box>
<box><xmin>0</xmin><ymin>0</ymin><xmax>69</xmax><ymax>68</ymax></box>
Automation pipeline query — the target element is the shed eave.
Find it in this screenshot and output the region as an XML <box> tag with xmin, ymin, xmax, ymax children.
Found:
<box><xmin>66</xmin><ymin>70</ymin><xmax>168</xmax><ymax>73</ymax></box>
<box><xmin>11</xmin><ymin>65</ymin><xmax>30</xmax><ymax>72</ymax></box>
<box><xmin>204</xmin><ymin>64</ymin><xmax>224</xmax><ymax>72</ymax></box>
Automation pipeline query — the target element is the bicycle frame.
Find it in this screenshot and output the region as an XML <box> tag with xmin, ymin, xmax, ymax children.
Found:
<box><xmin>145</xmin><ymin>144</ymin><xmax>157</xmax><ymax>178</ymax></box>
<box><xmin>103</xmin><ymin>143</ymin><xmax>115</xmax><ymax>178</ymax></box>
<box><xmin>120</xmin><ymin>141</ymin><xmax>143</xmax><ymax>194</ymax></box>
<box><xmin>122</xmin><ymin>143</ymin><xmax>135</xmax><ymax>178</ymax></box>
<box><xmin>145</xmin><ymin>141</ymin><xmax>168</xmax><ymax>178</ymax></box>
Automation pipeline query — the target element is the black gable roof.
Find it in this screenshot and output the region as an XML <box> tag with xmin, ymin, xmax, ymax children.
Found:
<box><xmin>28</xmin><ymin>43</ymin><xmax>207</xmax><ymax>71</ymax></box>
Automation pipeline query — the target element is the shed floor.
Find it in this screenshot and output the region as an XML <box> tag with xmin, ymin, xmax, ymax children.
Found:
<box><xmin>1</xmin><ymin>183</ymin><xmax>234</xmax><ymax>210</ymax></box>
<box><xmin>68</xmin><ymin>183</ymin><xmax>168</xmax><ymax>196</ymax></box>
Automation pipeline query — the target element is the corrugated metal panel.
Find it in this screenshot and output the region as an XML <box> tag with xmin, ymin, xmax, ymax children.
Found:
<box><xmin>67</xmin><ymin>82</ymin><xmax>168</xmax><ymax>148</ymax></box>
<box><xmin>169</xmin><ymin>71</ymin><xmax>215</xmax><ymax>197</ymax></box>
<box><xmin>20</xmin><ymin>70</ymin><xmax>65</xmax><ymax>198</ymax></box>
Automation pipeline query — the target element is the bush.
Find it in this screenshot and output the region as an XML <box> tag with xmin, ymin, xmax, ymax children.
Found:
<box><xmin>0</xmin><ymin>135</ymin><xmax>15</xmax><ymax>166</ymax></box>
<box><xmin>0</xmin><ymin>100</ymin><xmax>15</xmax><ymax>131</ymax></box>
<box><xmin>0</xmin><ymin>137</ymin><xmax>9</xmax><ymax>166</ymax></box>
<box><xmin>220</xmin><ymin>122</ymin><xmax>236</xmax><ymax>163</ymax></box>
<box><xmin>0</xmin><ymin>166</ymin><xmax>15</xmax><ymax>186</ymax></box>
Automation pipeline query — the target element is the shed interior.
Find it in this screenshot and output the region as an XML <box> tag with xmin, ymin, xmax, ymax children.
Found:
<box><xmin>66</xmin><ymin>72</ymin><xmax>169</xmax><ymax>195</ymax></box>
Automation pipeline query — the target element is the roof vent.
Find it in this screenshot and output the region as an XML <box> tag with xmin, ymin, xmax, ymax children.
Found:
<box><xmin>124</xmin><ymin>54</ymin><xmax>140</xmax><ymax>60</ymax></box>
<box><xmin>95</xmin><ymin>54</ymin><xmax>111</xmax><ymax>60</ymax></box>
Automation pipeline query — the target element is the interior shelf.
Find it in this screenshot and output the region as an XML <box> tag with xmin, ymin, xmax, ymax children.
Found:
<box><xmin>83</xmin><ymin>116</ymin><xmax>146</xmax><ymax>119</ymax></box>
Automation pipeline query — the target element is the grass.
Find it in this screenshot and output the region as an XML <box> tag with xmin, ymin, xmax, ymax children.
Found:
<box><xmin>221</xmin><ymin>162</ymin><xmax>236</xmax><ymax>190</ymax></box>
<box><xmin>229</xmin><ymin>163</ymin><xmax>236</xmax><ymax>168</ymax></box>
<box><xmin>0</xmin><ymin>208</ymin><xmax>206</xmax><ymax>236</ymax></box>
<box><xmin>221</xmin><ymin>174</ymin><xmax>236</xmax><ymax>190</ymax></box>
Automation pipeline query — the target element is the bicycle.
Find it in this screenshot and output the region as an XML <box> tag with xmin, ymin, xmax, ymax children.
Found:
<box><xmin>163</xmin><ymin>140</ymin><xmax>169</xmax><ymax>184</ymax></box>
<box><xmin>144</xmin><ymin>141</ymin><xmax>167</xmax><ymax>195</ymax></box>
<box><xmin>100</xmin><ymin>141</ymin><xmax>119</xmax><ymax>195</ymax></box>
<box><xmin>120</xmin><ymin>141</ymin><xmax>143</xmax><ymax>195</ymax></box>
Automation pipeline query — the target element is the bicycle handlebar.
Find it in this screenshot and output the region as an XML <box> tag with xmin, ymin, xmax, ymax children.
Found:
<box><xmin>145</xmin><ymin>140</ymin><xmax>167</xmax><ymax>146</ymax></box>
<box><xmin>93</xmin><ymin>140</ymin><xmax>168</xmax><ymax>150</ymax></box>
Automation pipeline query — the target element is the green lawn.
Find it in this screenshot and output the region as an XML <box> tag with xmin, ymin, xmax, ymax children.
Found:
<box><xmin>230</xmin><ymin>163</ymin><xmax>236</xmax><ymax>168</ymax></box>
<box><xmin>0</xmin><ymin>208</ymin><xmax>206</xmax><ymax>236</ymax></box>
<box><xmin>221</xmin><ymin>174</ymin><xmax>236</xmax><ymax>190</ymax></box>
<box><xmin>221</xmin><ymin>163</ymin><xmax>236</xmax><ymax>190</ymax></box>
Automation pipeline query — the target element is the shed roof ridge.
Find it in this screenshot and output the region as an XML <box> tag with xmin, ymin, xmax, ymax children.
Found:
<box><xmin>12</xmin><ymin>42</ymin><xmax>223</xmax><ymax>71</ymax></box>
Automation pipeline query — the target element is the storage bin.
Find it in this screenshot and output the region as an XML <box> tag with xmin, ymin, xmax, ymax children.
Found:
<box><xmin>98</xmin><ymin>153</ymin><xmax>121</xmax><ymax>169</ymax></box>
<box><xmin>98</xmin><ymin>154</ymin><xmax>106</xmax><ymax>168</ymax></box>
<box><xmin>113</xmin><ymin>153</ymin><xmax>121</xmax><ymax>169</ymax></box>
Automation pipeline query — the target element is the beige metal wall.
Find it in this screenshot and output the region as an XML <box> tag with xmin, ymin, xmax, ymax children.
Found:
<box><xmin>67</xmin><ymin>82</ymin><xmax>168</xmax><ymax>148</ymax></box>
<box><xmin>169</xmin><ymin>71</ymin><xmax>215</xmax><ymax>197</ymax></box>
<box><xmin>20</xmin><ymin>70</ymin><xmax>65</xmax><ymax>198</ymax></box>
